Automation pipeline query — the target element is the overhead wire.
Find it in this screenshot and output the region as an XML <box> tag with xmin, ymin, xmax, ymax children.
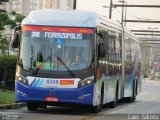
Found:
<box><xmin>129</xmin><ymin>0</ymin><xmax>150</xmax><ymax>30</ymax></box>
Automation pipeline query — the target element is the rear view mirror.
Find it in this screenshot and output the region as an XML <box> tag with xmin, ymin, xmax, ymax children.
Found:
<box><xmin>10</xmin><ymin>26</ymin><xmax>20</xmax><ymax>48</ymax></box>
<box><xmin>97</xmin><ymin>33</ymin><xmax>103</xmax><ymax>39</ymax></box>
<box><xmin>97</xmin><ymin>32</ymin><xmax>106</xmax><ymax>57</ymax></box>
<box><xmin>98</xmin><ymin>43</ymin><xmax>106</xmax><ymax>58</ymax></box>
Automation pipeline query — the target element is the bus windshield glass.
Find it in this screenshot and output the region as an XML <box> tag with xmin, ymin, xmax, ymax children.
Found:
<box><xmin>19</xmin><ymin>26</ymin><xmax>94</xmax><ymax>71</ymax></box>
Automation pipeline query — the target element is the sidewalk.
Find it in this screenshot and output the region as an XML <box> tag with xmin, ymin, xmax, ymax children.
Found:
<box><xmin>0</xmin><ymin>102</ymin><xmax>26</xmax><ymax>110</ymax></box>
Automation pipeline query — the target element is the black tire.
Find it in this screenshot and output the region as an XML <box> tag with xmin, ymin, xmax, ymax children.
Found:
<box><xmin>27</xmin><ymin>102</ymin><xmax>38</xmax><ymax>111</ymax></box>
<box><xmin>109</xmin><ymin>84</ymin><xmax>118</xmax><ymax>108</ymax></box>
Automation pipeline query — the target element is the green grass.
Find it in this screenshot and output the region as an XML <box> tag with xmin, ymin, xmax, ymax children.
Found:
<box><xmin>0</xmin><ymin>89</ymin><xmax>15</xmax><ymax>104</ymax></box>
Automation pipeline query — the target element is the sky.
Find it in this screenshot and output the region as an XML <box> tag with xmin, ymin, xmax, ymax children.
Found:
<box><xmin>76</xmin><ymin>0</ymin><xmax>160</xmax><ymax>32</ymax></box>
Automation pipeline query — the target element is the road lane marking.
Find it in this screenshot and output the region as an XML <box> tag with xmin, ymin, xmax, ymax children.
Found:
<box><xmin>79</xmin><ymin>100</ymin><xmax>146</xmax><ymax>120</ymax></box>
<box><xmin>107</xmin><ymin>108</ymin><xmax>127</xmax><ymax>114</ymax></box>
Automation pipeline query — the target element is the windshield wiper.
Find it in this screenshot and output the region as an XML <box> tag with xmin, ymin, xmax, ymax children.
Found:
<box><xmin>30</xmin><ymin>56</ymin><xmax>75</xmax><ymax>77</ymax></box>
<box><xmin>31</xmin><ymin>56</ymin><xmax>51</xmax><ymax>75</ymax></box>
<box><xmin>57</xmin><ymin>57</ymin><xmax>75</xmax><ymax>77</ymax></box>
<box><xmin>30</xmin><ymin>67</ymin><xmax>40</xmax><ymax>75</ymax></box>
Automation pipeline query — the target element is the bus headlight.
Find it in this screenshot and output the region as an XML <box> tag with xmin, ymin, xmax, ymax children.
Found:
<box><xmin>78</xmin><ymin>76</ymin><xmax>94</xmax><ymax>88</ymax></box>
<box><xmin>16</xmin><ymin>74</ymin><xmax>28</xmax><ymax>85</ymax></box>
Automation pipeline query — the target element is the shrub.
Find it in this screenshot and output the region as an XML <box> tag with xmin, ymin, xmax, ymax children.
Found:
<box><xmin>0</xmin><ymin>55</ymin><xmax>17</xmax><ymax>90</ymax></box>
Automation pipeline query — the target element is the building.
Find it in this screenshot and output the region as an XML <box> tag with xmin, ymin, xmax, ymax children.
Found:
<box><xmin>11</xmin><ymin>0</ymin><xmax>74</xmax><ymax>16</ymax></box>
<box><xmin>12</xmin><ymin>0</ymin><xmax>40</xmax><ymax>16</ymax></box>
<box><xmin>59</xmin><ymin>0</ymin><xmax>73</xmax><ymax>10</ymax></box>
<box><xmin>1</xmin><ymin>0</ymin><xmax>74</xmax><ymax>37</ymax></box>
<box><xmin>42</xmin><ymin>0</ymin><xmax>58</xmax><ymax>9</ymax></box>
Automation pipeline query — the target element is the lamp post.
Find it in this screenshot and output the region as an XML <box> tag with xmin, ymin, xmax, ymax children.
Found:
<box><xmin>73</xmin><ymin>0</ymin><xmax>76</xmax><ymax>9</ymax></box>
<box><xmin>124</xmin><ymin>1</ymin><xmax>127</xmax><ymax>26</ymax></box>
<box><xmin>109</xmin><ymin>0</ymin><xmax>113</xmax><ymax>19</ymax></box>
<box><xmin>118</xmin><ymin>0</ymin><xmax>126</xmax><ymax>25</ymax></box>
<box><xmin>103</xmin><ymin>0</ymin><xmax>115</xmax><ymax>19</ymax></box>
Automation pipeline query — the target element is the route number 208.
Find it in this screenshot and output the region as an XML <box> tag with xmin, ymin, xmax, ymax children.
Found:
<box><xmin>32</xmin><ymin>32</ymin><xmax>40</xmax><ymax>37</ymax></box>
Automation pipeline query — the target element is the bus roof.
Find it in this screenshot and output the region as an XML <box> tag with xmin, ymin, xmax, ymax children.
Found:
<box><xmin>21</xmin><ymin>9</ymin><xmax>138</xmax><ymax>42</ymax></box>
<box><xmin>22</xmin><ymin>9</ymin><xmax>99</xmax><ymax>27</ymax></box>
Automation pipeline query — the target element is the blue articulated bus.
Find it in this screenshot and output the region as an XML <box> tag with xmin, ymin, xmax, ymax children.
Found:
<box><xmin>10</xmin><ymin>9</ymin><xmax>141</xmax><ymax>112</ymax></box>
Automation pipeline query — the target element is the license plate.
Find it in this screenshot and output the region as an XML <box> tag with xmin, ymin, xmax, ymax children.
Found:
<box><xmin>45</xmin><ymin>97</ymin><xmax>59</xmax><ymax>102</ymax></box>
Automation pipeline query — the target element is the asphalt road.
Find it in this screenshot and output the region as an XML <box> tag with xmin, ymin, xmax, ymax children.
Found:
<box><xmin>0</xmin><ymin>79</ymin><xmax>160</xmax><ymax>120</ymax></box>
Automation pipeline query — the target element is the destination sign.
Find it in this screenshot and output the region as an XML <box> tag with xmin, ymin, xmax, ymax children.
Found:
<box><xmin>44</xmin><ymin>32</ymin><xmax>82</xmax><ymax>39</ymax></box>
<box><xmin>31</xmin><ymin>31</ymin><xmax>83</xmax><ymax>39</ymax></box>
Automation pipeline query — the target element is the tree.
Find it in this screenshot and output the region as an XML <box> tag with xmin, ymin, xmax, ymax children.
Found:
<box><xmin>0</xmin><ymin>12</ymin><xmax>10</xmax><ymax>31</ymax></box>
<box><xmin>0</xmin><ymin>11</ymin><xmax>25</xmax><ymax>31</ymax></box>
<box><xmin>0</xmin><ymin>11</ymin><xmax>25</xmax><ymax>53</ymax></box>
<box><xmin>0</xmin><ymin>36</ymin><xmax>8</xmax><ymax>53</ymax></box>
<box><xmin>0</xmin><ymin>12</ymin><xmax>11</xmax><ymax>54</ymax></box>
<box><xmin>15</xmin><ymin>13</ymin><xmax>25</xmax><ymax>23</ymax></box>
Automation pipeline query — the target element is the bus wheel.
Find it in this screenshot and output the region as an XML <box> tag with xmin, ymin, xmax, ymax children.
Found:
<box><xmin>92</xmin><ymin>92</ymin><xmax>103</xmax><ymax>113</ymax></box>
<box><xmin>27</xmin><ymin>102</ymin><xmax>38</xmax><ymax>111</ymax></box>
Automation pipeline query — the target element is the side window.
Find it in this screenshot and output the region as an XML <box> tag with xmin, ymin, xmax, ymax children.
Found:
<box><xmin>115</xmin><ymin>33</ymin><xmax>121</xmax><ymax>62</ymax></box>
<box><xmin>108</xmin><ymin>31</ymin><xmax>116</xmax><ymax>76</ymax></box>
<box><xmin>125</xmin><ymin>36</ymin><xmax>133</xmax><ymax>75</ymax></box>
<box><xmin>97</xmin><ymin>29</ymin><xmax>121</xmax><ymax>77</ymax></box>
<box><xmin>115</xmin><ymin>33</ymin><xmax>121</xmax><ymax>74</ymax></box>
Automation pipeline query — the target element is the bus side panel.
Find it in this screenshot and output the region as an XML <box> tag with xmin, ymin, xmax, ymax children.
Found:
<box><xmin>124</xmin><ymin>37</ymin><xmax>141</xmax><ymax>97</ymax></box>
<box><xmin>124</xmin><ymin>71</ymin><xmax>136</xmax><ymax>97</ymax></box>
<box><xmin>92</xmin><ymin>73</ymin><xmax>104</xmax><ymax>106</ymax></box>
<box><xmin>92</xmin><ymin>69</ymin><xmax>116</xmax><ymax>106</ymax></box>
<box><xmin>93</xmin><ymin>28</ymin><xmax>122</xmax><ymax>106</ymax></box>
<box><xmin>136</xmin><ymin>44</ymin><xmax>142</xmax><ymax>93</ymax></box>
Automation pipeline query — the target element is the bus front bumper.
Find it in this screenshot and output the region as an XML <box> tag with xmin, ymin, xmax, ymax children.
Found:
<box><xmin>15</xmin><ymin>82</ymin><xmax>94</xmax><ymax>105</ymax></box>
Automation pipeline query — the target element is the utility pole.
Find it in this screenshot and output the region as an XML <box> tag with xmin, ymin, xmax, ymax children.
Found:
<box><xmin>120</xmin><ymin>0</ymin><xmax>125</xmax><ymax>25</ymax></box>
<box><xmin>124</xmin><ymin>1</ymin><xmax>127</xmax><ymax>26</ymax></box>
<box><xmin>73</xmin><ymin>0</ymin><xmax>76</xmax><ymax>9</ymax></box>
<box><xmin>109</xmin><ymin>0</ymin><xmax>112</xmax><ymax>19</ymax></box>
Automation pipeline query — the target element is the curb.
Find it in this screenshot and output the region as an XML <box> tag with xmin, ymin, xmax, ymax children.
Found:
<box><xmin>0</xmin><ymin>102</ymin><xmax>26</xmax><ymax>110</ymax></box>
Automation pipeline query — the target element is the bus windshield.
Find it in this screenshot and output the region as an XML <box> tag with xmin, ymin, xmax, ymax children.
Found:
<box><xmin>19</xmin><ymin>26</ymin><xmax>94</xmax><ymax>71</ymax></box>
